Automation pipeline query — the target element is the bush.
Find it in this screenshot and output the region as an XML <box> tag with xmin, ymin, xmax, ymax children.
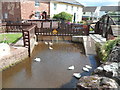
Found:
<box><xmin>98</xmin><ymin>37</ymin><xmax>120</xmax><ymax>62</ymax></box>
<box><xmin>79</xmin><ymin>20</ymin><xmax>87</xmax><ymax>25</ymax></box>
<box><xmin>53</xmin><ymin>12</ymin><xmax>72</xmax><ymax>22</ymax></box>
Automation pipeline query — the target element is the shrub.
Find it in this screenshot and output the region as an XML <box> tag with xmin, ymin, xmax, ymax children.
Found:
<box><xmin>53</xmin><ymin>12</ymin><xmax>73</xmax><ymax>22</ymax></box>
<box><xmin>99</xmin><ymin>37</ymin><xmax>120</xmax><ymax>62</ymax></box>
<box><xmin>79</xmin><ymin>20</ymin><xmax>87</xmax><ymax>25</ymax></box>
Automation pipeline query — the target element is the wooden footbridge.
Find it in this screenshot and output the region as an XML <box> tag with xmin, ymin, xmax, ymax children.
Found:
<box><xmin>2</xmin><ymin>14</ymin><xmax>119</xmax><ymax>56</ymax></box>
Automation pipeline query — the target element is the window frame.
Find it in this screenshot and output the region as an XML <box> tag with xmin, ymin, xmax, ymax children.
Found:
<box><xmin>34</xmin><ymin>11</ymin><xmax>40</xmax><ymax>18</ymax></box>
<box><xmin>66</xmin><ymin>5</ymin><xmax>68</xmax><ymax>11</ymax></box>
<box><xmin>35</xmin><ymin>1</ymin><xmax>40</xmax><ymax>6</ymax></box>
<box><xmin>71</xmin><ymin>6</ymin><xmax>73</xmax><ymax>11</ymax></box>
<box><xmin>54</xmin><ymin>3</ymin><xmax>57</xmax><ymax>10</ymax></box>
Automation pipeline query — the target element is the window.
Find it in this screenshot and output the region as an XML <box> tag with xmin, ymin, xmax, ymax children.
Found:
<box><xmin>35</xmin><ymin>1</ymin><xmax>40</xmax><ymax>6</ymax></box>
<box><xmin>4</xmin><ymin>13</ymin><xmax>8</xmax><ymax>19</ymax></box>
<box><xmin>66</xmin><ymin>5</ymin><xmax>68</xmax><ymax>10</ymax></box>
<box><xmin>35</xmin><ymin>11</ymin><xmax>40</xmax><ymax>18</ymax></box>
<box><xmin>54</xmin><ymin>3</ymin><xmax>57</xmax><ymax>10</ymax></box>
<box><xmin>77</xmin><ymin>7</ymin><xmax>79</xmax><ymax>11</ymax></box>
<box><xmin>71</xmin><ymin>6</ymin><xmax>73</xmax><ymax>11</ymax></box>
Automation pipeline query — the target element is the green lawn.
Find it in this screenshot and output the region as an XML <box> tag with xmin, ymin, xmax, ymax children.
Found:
<box><xmin>0</xmin><ymin>33</ymin><xmax>22</xmax><ymax>44</ymax></box>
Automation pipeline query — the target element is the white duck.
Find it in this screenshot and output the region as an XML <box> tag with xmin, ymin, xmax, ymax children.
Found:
<box><xmin>68</xmin><ymin>65</ymin><xmax>75</xmax><ymax>70</ymax></box>
<box><xmin>82</xmin><ymin>67</ymin><xmax>89</xmax><ymax>72</ymax></box>
<box><xmin>45</xmin><ymin>42</ymin><xmax>48</xmax><ymax>45</ymax></box>
<box><xmin>49</xmin><ymin>47</ymin><xmax>53</xmax><ymax>50</ymax></box>
<box><xmin>49</xmin><ymin>42</ymin><xmax>53</xmax><ymax>46</ymax></box>
<box><xmin>85</xmin><ymin>65</ymin><xmax>92</xmax><ymax>69</ymax></box>
<box><xmin>34</xmin><ymin>58</ymin><xmax>41</xmax><ymax>62</ymax></box>
<box><xmin>73</xmin><ymin>73</ymin><xmax>81</xmax><ymax>78</ymax></box>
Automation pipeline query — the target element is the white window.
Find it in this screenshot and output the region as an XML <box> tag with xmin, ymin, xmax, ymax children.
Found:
<box><xmin>4</xmin><ymin>13</ymin><xmax>8</xmax><ymax>19</ymax></box>
<box><xmin>66</xmin><ymin>5</ymin><xmax>68</xmax><ymax>11</ymax></box>
<box><xmin>54</xmin><ymin>3</ymin><xmax>57</xmax><ymax>10</ymax></box>
<box><xmin>77</xmin><ymin>7</ymin><xmax>79</xmax><ymax>11</ymax></box>
<box><xmin>35</xmin><ymin>1</ymin><xmax>40</xmax><ymax>6</ymax></box>
<box><xmin>35</xmin><ymin>11</ymin><xmax>40</xmax><ymax>19</ymax></box>
<box><xmin>71</xmin><ymin>6</ymin><xmax>73</xmax><ymax>11</ymax></box>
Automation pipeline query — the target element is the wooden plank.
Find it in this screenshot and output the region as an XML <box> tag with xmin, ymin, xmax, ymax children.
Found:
<box><xmin>111</xmin><ymin>25</ymin><xmax>120</xmax><ymax>36</ymax></box>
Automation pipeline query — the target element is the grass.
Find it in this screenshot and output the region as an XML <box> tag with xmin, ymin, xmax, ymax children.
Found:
<box><xmin>0</xmin><ymin>33</ymin><xmax>22</xmax><ymax>44</ymax></box>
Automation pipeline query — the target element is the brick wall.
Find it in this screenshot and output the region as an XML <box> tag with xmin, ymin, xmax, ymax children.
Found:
<box><xmin>2</xmin><ymin>1</ymin><xmax>50</xmax><ymax>22</ymax></box>
<box><xmin>0</xmin><ymin>47</ymin><xmax>28</xmax><ymax>71</ymax></box>
<box><xmin>21</xmin><ymin>1</ymin><xmax>50</xmax><ymax>20</ymax></box>
<box><xmin>2</xmin><ymin>2</ymin><xmax>21</xmax><ymax>22</ymax></box>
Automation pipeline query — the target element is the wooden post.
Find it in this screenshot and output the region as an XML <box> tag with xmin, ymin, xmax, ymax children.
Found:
<box><xmin>50</xmin><ymin>20</ymin><xmax>52</xmax><ymax>35</ymax></box>
<box><xmin>105</xmin><ymin>16</ymin><xmax>110</xmax><ymax>38</ymax></box>
<box><xmin>95</xmin><ymin>21</ymin><xmax>100</xmax><ymax>34</ymax></box>
<box><xmin>86</xmin><ymin>25</ymin><xmax>90</xmax><ymax>35</ymax></box>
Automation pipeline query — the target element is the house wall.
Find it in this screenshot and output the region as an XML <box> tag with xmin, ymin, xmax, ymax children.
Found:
<box><xmin>2</xmin><ymin>1</ymin><xmax>83</xmax><ymax>22</ymax></box>
<box><xmin>2</xmin><ymin>2</ymin><xmax>21</xmax><ymax>22</ymax></box>
<box><xmin>50</xmin><ymin>2</ymin><xmax>83</xmax><ymax>22</ymax></box>
<box><xmin>0</xmin><ymin>2</ymin><xmax>2</xmax><ymax>24</ymax></box>
<box><xmin>21</xmin><ymin>1</ymin><xmax>50</xmax><ymax>20</ymax></box>
<box><xmin>2</xmin><ymin>1</ymin><xmax>50</xmax><ymax>22</ymax></box>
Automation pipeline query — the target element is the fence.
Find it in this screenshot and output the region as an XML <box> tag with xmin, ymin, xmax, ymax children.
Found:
<box><xmin>27</xmin><ymin>19</ymin><xmax>89</xmax><ymax>36</ymax></box>
<box><xmin>1</xmin><ymin>22</ymin><xmax>36</xmax><ymax>57</ymax></box>
<box><xmin>1</xmin><ymin>20</ymin><xmax>90</xmax><ymax>56</ymax></box>
<box><xmin>2</xmin><ymin>23</ymin><xmax>32</xmax><ymax>33</ymax></box>
<box><xmin>22</xmin><ymin>24</ymin><xmax>36</xmax><ymax>57</ymax></box>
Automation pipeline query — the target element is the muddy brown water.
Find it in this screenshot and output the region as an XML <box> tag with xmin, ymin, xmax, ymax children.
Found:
<box><xmin>2</xmin><ymin>36</ymin><xmax>97</xmax><ymax>88</ymax></box>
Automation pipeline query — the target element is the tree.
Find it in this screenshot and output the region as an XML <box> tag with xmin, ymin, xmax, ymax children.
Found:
<box><xmin>53</xmin><ymin>12</ymin><xmax>72</xmax><ymax>22</ymax></box>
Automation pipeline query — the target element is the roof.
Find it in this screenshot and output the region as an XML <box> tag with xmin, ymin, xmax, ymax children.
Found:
<box><xmin>83</xmin><ymin>7</ymin><xmax>97</xmax><ymax>12</ymax></box>
<box><xmin>56</xmin><ymin>0</ymin><xmax>84</xmax><ymax>6</ymax></box>
<box><xmin>1</xmin><ymin>0</ymin><xmax>84</xmax><ymax>6</ymax></box>
<box><xmin>39</xmin><ymin>0</ymin><xmax>84</xmax><ymax>6</ymax></box>
<box><xmin>100</xmin><ymin>6</ymin><xmax>120</xmax><ymax>11</ymax></box>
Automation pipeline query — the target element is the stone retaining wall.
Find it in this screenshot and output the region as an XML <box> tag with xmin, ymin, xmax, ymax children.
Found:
<box><xmin>0</xmin><ymin>47</ymin><xmax>28</xmax><ymax>71</ymax></box>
